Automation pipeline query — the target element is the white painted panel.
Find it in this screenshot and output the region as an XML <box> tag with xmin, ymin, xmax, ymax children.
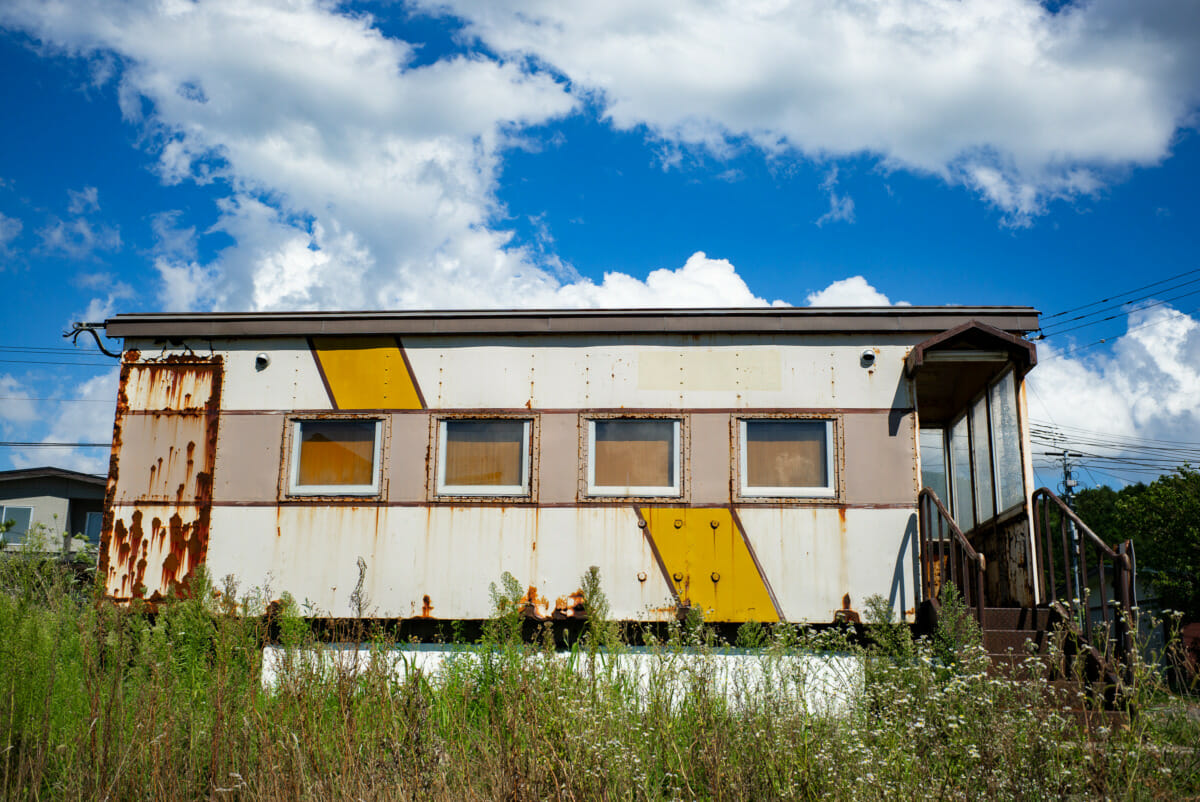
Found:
<box><xmin>261</xmin><ymin>646</ymin><xmax>862</xmax><ymax>715</ymax></box>
<box><xmin>216</xmin><ymin>339</ymin><xmax>332</xmax><ymax>411</ymax></box>
<box><xmin>206</xmin><ymin>505</ymin><xmax>676</xmax><ymax>620</ymax></box>
<box><xmin>737</xmin><ymin>507</ymin><xmax>920</xmax><ymax>623</ymax></box>
<box><xmin>403</xmin><ymin>334</ymin><xmax>914</xmax><ymax>410</ymax></box>
<box><xmin>639</xmin><ymin>349</ymin><xmax>781</xmax><ymax>391</ymax></box>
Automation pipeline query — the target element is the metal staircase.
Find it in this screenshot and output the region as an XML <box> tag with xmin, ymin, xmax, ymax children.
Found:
<box><xmin>917</xmin><ymin>487</ymin><xmax>1138</xmax><ymax>720</ymax></box>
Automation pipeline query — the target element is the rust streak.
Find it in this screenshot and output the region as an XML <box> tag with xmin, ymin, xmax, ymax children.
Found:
<box><xmin>835</xmin><ymin>593</ymin><xmax>861</xmax><ymax>624</ymax></box>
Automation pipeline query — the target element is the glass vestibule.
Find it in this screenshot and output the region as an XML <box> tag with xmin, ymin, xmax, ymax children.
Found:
<box><xmin>919</xmin><ymin>367</ymin><xmax>1026</xmax><ymax>531</ymax></box>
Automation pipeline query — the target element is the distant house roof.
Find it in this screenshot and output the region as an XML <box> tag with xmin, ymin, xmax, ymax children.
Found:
<box><xmin>0</xmin><ymin>467</ymin><xmax>106</xmax><ymax>488</ymax></box>
<box><xmin>105</xmin><ymin>306</ymin><xmax>1040</xmax><ymax>338</ymax></box>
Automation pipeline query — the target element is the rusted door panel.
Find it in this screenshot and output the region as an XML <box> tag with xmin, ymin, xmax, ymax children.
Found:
<box><xmin>111</xmin><ymin>414</ymin><xmax>213</xmax><ymax>504</ymax></box>
<box><xmin>122</xmin><ymin>361</ymin><xmax>216</xmax><ymax>411</ymax></box>
<box><xmin>100</xmin><ymin>358</ymin><xmax>222</xmax><ymax>601</ymax></box>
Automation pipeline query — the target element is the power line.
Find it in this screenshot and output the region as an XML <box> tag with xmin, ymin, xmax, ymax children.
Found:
<box><xmin>0</xmin><ymin>345</ymin><xmax>110</xmax><ymax>355</ymax></box>
<box><xmin>0</xmin><ymin>396</ymin><xmax>114</xmax><ymax>404</ymax></box>
<box><xmin>1029</xmin><ymin>418</ymin><xmax>1200</xmax><ymax>447</ymax></box>
<box><xmin>1039</xmin><ymin>304</ymin><xmax>1200</xmax><ymax>361</ymax></box>
<box><xmin>0</xmin><ymin>442</ymin><xmax>110</xmax><ymax>448</ymax></box>
<box><xmin>1037</xmin><ymin>285</ymin><xmax>1200</xmax><ymax>339</ymax></box>
<box><xmin>1038</xmin><ymin>275</ymin><xmax>1200</xmax><ymax>335</ymax></box>
<box><xmin>1040</xmin><ymin>266</ymin><xmax>1200</xmax><ymax>321</ymax></box>
<box><xmin>0</xmin><ymin>359</ymin><xmax>117</xmax><ymax>367</ymax></box>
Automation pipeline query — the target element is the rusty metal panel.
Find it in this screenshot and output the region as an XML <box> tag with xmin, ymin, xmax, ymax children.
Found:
<box><xmin>123</xmin><ymin>360</ymin><xmax>216</xmax><ymax>411</ymax></box>
<box><xmin>99</xmin><ymin>356</ymin><xmax>222</xmax><ymax>602</ymax></box>
<box><xmin>112</xmin><ymin>414</ymin><xmax>213</xmax><ymax>504</ymax></box>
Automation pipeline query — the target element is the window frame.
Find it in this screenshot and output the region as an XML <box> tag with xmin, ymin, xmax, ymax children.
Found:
<box><xmin>736</xmin><ymin>416</ymin><xmax>838</xmax><ymax>499</ymax></box>
<box><xmin>435</xmin><ymin>417</ymin><xmax>533</xmax><ymax>497</ymax></box>
<box><xmin>941</xmin><ymin>367</ymin><xmax>1028</xmax><ymax>532</ymax></box>
<box><xmin>585</xmin><ymin>417</ymin><xmax>683</xmax><ymax>498</ymax></box>
<box><xmin>286</xmin><ymin>416</ymin><xmax>385</xmax><ymax>497</ymax></box>
<box><xmin>0</xmin><ymin>505</ymin><xmax>34</xmax><ymax>545</ymax></box>
<box><xmin>83</xmin><ymin>511</ymin><xmax>104</xmax><ymax>543</ymax></box>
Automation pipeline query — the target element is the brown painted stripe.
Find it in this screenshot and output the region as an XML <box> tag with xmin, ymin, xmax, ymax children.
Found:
<box><xmin>729</xmin><ymin>506</ymin><xmax>786</xmax><ymax>623</ymax></box>
<box><xmin>207</xmin><ymin>499</ymin><xmax>917</xmax><ymax>510</ymax></box>
<box><xmin>213</xmin><ymin>406</ymin><xmax>915</xmax><ymax>416</ymax></box>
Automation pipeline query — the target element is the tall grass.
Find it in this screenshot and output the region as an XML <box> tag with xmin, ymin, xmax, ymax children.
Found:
<box><xmin>0</xmin><ymin>553</ymin><xmax>1197</xmax><ymax>800</ymax></box>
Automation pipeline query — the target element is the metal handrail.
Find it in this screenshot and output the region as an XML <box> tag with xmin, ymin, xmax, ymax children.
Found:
<box><xmin>917</xmin><ymin>488</ymin><xmax>987</xmax><ymax>623</ymax></box>
<box><xmin>1032</xmin><ymin>487</ymin><xmax>1134</xmax><ymax>669</ymax></box>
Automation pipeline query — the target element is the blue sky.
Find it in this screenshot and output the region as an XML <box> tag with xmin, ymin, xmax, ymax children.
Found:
<box><xmin>0</xmin><ymin>0</ymin><xmax>1198</xmax><ymax>489</ymax></box>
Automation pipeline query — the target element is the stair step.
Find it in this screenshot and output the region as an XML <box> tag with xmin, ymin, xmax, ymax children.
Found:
<box><xmin>981</xmin><ymin>606</ymin><xmax>1055</xmax><ymax>630</ymax></box>
<box><xmin>983</xmin><ymin>629</ymin><xmax>1049</xmax><ymax>655</ymax></box>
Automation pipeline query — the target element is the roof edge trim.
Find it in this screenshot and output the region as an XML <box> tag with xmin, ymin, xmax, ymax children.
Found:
<box><xmin>106</xmin><ymin>307</ymin><xmax>1041</xmax><ymax>338</ymax></box>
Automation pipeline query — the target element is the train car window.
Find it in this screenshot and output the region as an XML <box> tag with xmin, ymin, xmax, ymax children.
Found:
<box><xmin>989</xmin><ymin>369</ymin><xmax>1025</xmax><ymax>513</ymax></box>
<box><xmin>919</xmin><ymin>428</ymin><xmax>949</xmax><ymax>504</ymax></box>
<box><xmin>437</xmin><ymin>419</ymin><xmax>531</xmax><ymax>496</ymax></box>
<box><xmin>588</xmin><ymin>419</ymin><xmax>680</xmax><ymax>496</ymax></box>
<box><xmin>288</xmin><ymin>418</ymin><xmax>382</xmax><ymax>495</ymax></box>
<box><xmin>739</xmin><ymin>419</ymin><xmax>835</xmax><ymax>497</ymax></box>
<box><xmin>949</xmin><ymin>412</ymin><xmax>975</xmax><ymax>532</ymax></box>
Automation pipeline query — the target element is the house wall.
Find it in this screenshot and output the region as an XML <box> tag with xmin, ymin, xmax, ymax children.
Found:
<box><xmin>105</xmin><ymin>332</ymin><xmax>930</xmax><ymax>623</ymax></box>
<box><xmin>0</xmin><ymin>476</ymin><xmax>104</xmax><ymax>550</ymax></box>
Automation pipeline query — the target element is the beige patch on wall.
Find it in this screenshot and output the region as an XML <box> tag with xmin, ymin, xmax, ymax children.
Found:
<box><xmin>637</xmin><ymin>350</ymin><xmax>782</xmax><ymax>392</ymax></box>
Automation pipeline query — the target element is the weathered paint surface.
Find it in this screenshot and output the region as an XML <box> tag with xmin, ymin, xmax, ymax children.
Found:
<box><xmin>123</xmin><ymin>333</ymin><xmax>914</xmax><ymax>412</ymax></box>
<box><xmin>311</xmin><ymin>336</ymin><xmax>424</xmax><ymax>410</ymax></box>
<box><xmin>102</xmin><ymin>334</ymin><xmax>957</xmax><ymax>623</ymax></box>
<box><xmin>200</xmin><ymin>504</ymin><xmax>920</xmax><ymax>622</ymax></box>
<box><xmin>205</xmin><ymin>506</ymin><xmax>680</xmax><ymax>619</ymax></box>
<box><xmin>738</xmin><ymin>507</ymin><xmax>920</xmax><ymax>623</ymax></box>
<box><xmin>99</xmin><ymin>357</ymin><xmax>222</xmax><ymax>601</ymax></box>
<box><xmin>640</xmin><ymin>507</ymin><xmax>780</xmax><ymax>623</ymax></box>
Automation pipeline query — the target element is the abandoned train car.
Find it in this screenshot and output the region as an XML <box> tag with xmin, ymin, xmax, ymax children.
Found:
<box><xmin>94</xmin><ymin>307</ymin><xmax>1040</xmax><ymax>625</ymax></box>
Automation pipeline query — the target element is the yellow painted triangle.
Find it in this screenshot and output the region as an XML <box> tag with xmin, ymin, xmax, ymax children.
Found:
<box><xmin>311</xmin><ymin>336</ymin><xmax>424</xmax><ymax>410</ymax></box>
<box><xmin>641</xmin><ymin>507</ymin><xmax>779</xmax><ymax>623</ymax></box>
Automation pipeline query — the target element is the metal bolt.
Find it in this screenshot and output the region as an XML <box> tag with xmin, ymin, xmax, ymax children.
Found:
<box><xmin>637</xmin><ymin>571</ymin><xmax>647</xmax><ymax>582</ymax></box>
<box><xmin>672</xmin><ymin>571</ymin><xmax>683</xmax><ymax>582</ymax></box>
<box><xmin>674</xmin><ymin>519</ymin><xmax>683</xmax><ymax>529</ymax></box>
<box><xmin>711</xmin><ymin>572</ymin><xmax>721</xmax><ymax>583</ymax></box>
<box><xmin>637</xmin><ymin>519</ymin><xmax>646</xmax><ymax>528</ymax></box>
<box><xmin>710</xmin><ymin>520</ymin><xmax>719</xmax><ymax>529</ymax></box>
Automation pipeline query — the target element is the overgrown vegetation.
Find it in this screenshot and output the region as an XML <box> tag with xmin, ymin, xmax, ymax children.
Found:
<box><xmin>0</xmin><ymin>552</ymin><xmax>1197</xmax><ymax>800</ymax></box>
<box><xmin>1075</xmin><ymin>466</ymin><xmax>1200</xmax><ymax>624</ymax></box>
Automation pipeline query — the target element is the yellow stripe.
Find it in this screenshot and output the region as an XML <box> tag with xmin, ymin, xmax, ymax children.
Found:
<box><xmin>641</xmin><ymin>507</ymin><xmax>779</xmax><ymax>623</ymax></box>
<box><xmin>311</xmin><ymin>336</ymin><xmax>423</xmax><ymax>410</ymax></box>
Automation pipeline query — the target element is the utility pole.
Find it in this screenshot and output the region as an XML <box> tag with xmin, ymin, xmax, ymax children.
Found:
<box><xmin>1057</xmin><ymin>451</ymin><xmax>1085</xmax><ymax>604</ymax></box>
<box><xmin>1057</xmin><ymin>450</ymin><xmax>1084</xmax><ymax>507</ymax></box>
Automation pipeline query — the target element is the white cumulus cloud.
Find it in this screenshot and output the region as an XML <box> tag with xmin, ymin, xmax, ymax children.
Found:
<box><xmin>550</xmin><ymin>251</ymin><xmax>784</xmax><ymax>308</ymax></box>
<box><xmin>1027</xmin><ymin>305</ymin><xmax>1200</xmax><ymax>485</ymax></box>
<box><xmin>422</xmin><ymin>0</ymin><xmax>1200</xmax><ymax>222</ymax></box>
<box><xmin>806</xmin><ymin>276</ymin><xmax>899</xmax><ymax>306</ymax></box>
<box><xmin>10</xmin><ymin>369</ymin><xmax>119</xmax><ymax>475</ymax></box>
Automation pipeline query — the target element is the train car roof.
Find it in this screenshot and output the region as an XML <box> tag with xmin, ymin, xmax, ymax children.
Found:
<box><xmin>103</xmin><ymin>307</ymin><xmax>1040</xmax><ymax>338</ymax></box>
